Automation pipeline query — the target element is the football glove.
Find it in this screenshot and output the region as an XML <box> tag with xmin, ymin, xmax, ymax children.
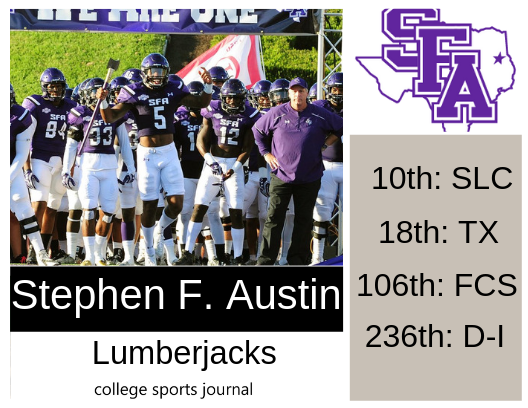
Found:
<box><xmin>259</xmin><ymin>177</ymin><xmax>270</xmax><ymax>198</ymax></box>
<box><xmin>118</xmin><ymin>171</ymin><xmax>136</xmax><ymax>185</ymax></box>
<box><xmin>24</xmin><ymin>169</ymin><xmax>39</xmax><ymax>190</ymax></box>
<box><xmin>61</xmin><ymin>173</ymin><xmax>76</xmax><ymax>190</ymax></box>
<box><xmin>208</xmin><ymin>162</ymin><xmax>223</xmax><ymax>176</ymax></box>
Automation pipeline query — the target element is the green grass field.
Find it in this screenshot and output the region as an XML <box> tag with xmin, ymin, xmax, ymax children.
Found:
<box><xmin>10</xmin><ymin>31</ymin><xmax>167</xmax><ymax>99</ymax></box>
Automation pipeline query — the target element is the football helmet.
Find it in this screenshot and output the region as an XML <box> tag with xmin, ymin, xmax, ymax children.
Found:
<box><xmin>325</xmin><ymin>72</ymin><xmax>343</xmax><ymax>106</ymax></box>
<box><xmin>85</xmin><ymin>77</ymin><xmax>106</xmax><ymax>107</ymax></box>
<box><xmin>309</xmin><ymin>83</ymin><xmax>318</xmax><ymax>102</ymax></box>
<box><xmin>209</xmin><ymin>66</ymin><xmax>230</xmax><ymax>86</ymax></box>
<box><xmin>211</xmin><ymin>85</ymin><xmax>221</xmax><ymax>101</ymax></box>
<box><xmin>184</xmin><ymin>81</ymin><xmax>205</xmax><ymax>114</ymax></box>
<box><xmin>109</xmin><ymin>76</ymin><xmax>131</xmax><ymax>104</ymax></box>
<box><xmin>168</xmin><ymin>74</ymin><xmax>183</xmax><ymax>85</ymax></box>
<box><xmin>220</xmin><ymin>79</ymin><xmax>247</xmax><ymax>114</ymax></box>
<box><xmin>78</xmin><ymin>78</ymin><xmax>92</xmax><ymax>106</ymax></box>
<box><xmin>65</xmin><ymin>87</ymin><xmax>73</xmax><ymax>99</ymax></box>
<box><xmin>70</xmin><ymin>85</ymin><xmax>80</xmax><ymax>103</ymax></box>
<box><xmin>247</xmin><ymin>85</ymin><xmax>257</xmax><ymax>108</ymax></box>
<box><xmin>40</xmin><ymin>68</ymin><xmax>67</xmax><ymax>101</ymax></box>
<box><xmin>10</xmin><ymin>83</ymin><xmax>16</xmax><ymax>107</ymax></box>
<box><xmin>122</xmin><ymin>68</ymin><xmax>142</xmax><ymax>84</ymax></box>
<box><xmin>269</xmin><ymin>78</ymin><xmax>290</xmax><ymax>106</ymax></box>
<box><xmin>187</xmin><ymin>80</ymin><xmax>205</xmax><ymax>96</ymax></box>
<box><xmin>140</xmin><ymin>53</ymin><xmax>170</xmax><ymax>89</ymax></box>
<box><xmin>252</xmin><ymin>80</ymin><xmax>272</xmax><ymax>110</ymax></box>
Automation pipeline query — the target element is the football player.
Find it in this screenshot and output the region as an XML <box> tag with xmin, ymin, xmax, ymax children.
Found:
<box><xmin>310</xmin><ymin>72</ymin><xmax>343</xmax><ymax>264</ymax></box>
<box><xmin>96</xmin><ymin>53</ymin><xmax>213</xmax><ymax>266</ymax></box>
<box><xmin>10</xmin><ymin>84</ymin><xmax>58</xmax><ymax>265</ymax></box>
<box><xmin>109</xmin><ymin>76</ymin><xmax>142</xmax><ymax>265</ymax></box>
<box><xmin>174</xmin><ymin>81</ymin><xmax>225</xmax><ymax>265</ymax></box>
<box><xmin>22</xmin><ymin>68</ymin><xmax>77</xmax><ymax>264</ymax></box>
<box><xmin>61</xmin><ymin>78</ymin><xmax>92</xmax><ymax>264</ymax></box>
<box><xmin>177</xmin><ymin>78</ymin><xmax>259</xmax><ymax>265</ymax></box>
<box><xmin>252</xmin><ymin>80</ymin><xmax>272</xmax><ymax>112</ymax></box>
<box><xmin>241</xmin><ymin>79</ymin><xmax>272</xmax><ymax>264</ymax></box>
<box><xmin>62</xmin><ymin>78</ymin><xmax>136</xmax><ymax>266</ymax></box>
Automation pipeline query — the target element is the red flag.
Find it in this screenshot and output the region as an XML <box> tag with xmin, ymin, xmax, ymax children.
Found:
<box><xmin>177</xmin><ymin>35</ymin><xmax>265</xmax><ymax>88</ymax></box>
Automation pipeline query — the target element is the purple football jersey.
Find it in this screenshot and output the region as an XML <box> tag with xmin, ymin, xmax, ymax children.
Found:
<box><xmin>174</xmin><ymin>108</ymin><xmax>204</xmax><ymax>179</ymax></box>
<box><xmin>117</xmin><ymin>81</ymin><xmax>190</xmax><ymax>137</ymax></box>
<box><xmin>22</xmin><ymin>95</ymin><xmax>77</xmax><ymax>162</ymax></box>
<box><xmin>201</xmin><ymin>100</ymin><xmax>259</xmax><ymax>148</ymax></box>
<box><xmin>10</xmin><ymin>105</ymin><xmax>33</xmax><ymax>164</ymax></box>
<box><xmin>68</xmin><ymin>105</ymin><xmax>118</xmax><ymax>155</ymax></box>
<box><xmin>253</xmin><ymin>103</ymin><xmax>343</xmax><ymax>184</ymax></box>
<box><xmin>312</xmin><ymin>99</ymin><xmax>343</xmax><ymax>162</ymax></box>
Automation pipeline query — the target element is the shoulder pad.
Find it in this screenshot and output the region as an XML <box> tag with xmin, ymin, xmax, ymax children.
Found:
<box><xmin>70</xmin><ymin>108</ymin><xmax>82</xmax><ymax>117</ymax></box>
<box><xmin>25</xmin><ymin>96</ymin><xmax>40</xmax><ymax>106</ymax></box>
<box><xmin>122</xmin><ymin>85</ymin><xmax>135</xmax><ymax>96</ymax></box>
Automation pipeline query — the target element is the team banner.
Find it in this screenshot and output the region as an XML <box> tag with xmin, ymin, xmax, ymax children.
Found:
<box><xmin>177</xmin><ymin>35</ymin><xmax>265</xmax><ymax>88</ymax></box>
<box><xmin>10</xmin><ymin>9</ymin><xmax>320</xmax><ymax>34</ymax></box>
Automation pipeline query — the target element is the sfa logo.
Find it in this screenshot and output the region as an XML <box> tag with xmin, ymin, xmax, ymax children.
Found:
<box><xmin>357</xmin><ymin>9</ymin><xmax>515</xmax><ymax>130</ymax></box>
<box><xmin>281</xmin><ymin>9</ymin><xmax>308</xmax><ymax>22</ymax></box>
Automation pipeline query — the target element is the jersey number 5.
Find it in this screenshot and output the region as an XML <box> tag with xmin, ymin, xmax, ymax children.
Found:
<box><xmin>154</xmin><ymin>106</ymin><xmax>167</xmax><ymax>130</ymax></box>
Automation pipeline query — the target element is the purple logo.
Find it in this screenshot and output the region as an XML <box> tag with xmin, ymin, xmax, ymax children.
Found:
<box><xmin>282</xmin><ymin>9</ymin><xmax>308</xmax><ymax>21</ymax></box>
<box><xmin>357</xmin><ymin>9</ymin><xmax>515</xmax><ymax>131</ymax></box>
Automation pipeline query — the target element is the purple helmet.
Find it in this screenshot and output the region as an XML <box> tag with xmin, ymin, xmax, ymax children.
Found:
<box><xmin>109</xmin><ymin>76</ymin><xmax>131</xmax><ymax>104</ymax></box>
<box><xmin>140</xmin><ymin>53</ymin><xmax>170</xmax><ymax>89</ymax></box>
<box><xmin>40</xmin><ymin>68</ymin><xmax>67</xmax><ymax>101</ymax></box>
<box><xmin>65</xmin><ymin>87</ymin><xmax>73</xmax><ymax>99</ymax></box>
<box><xmin>269</xmin><ymin>78</ymin><xmax>290</xmax><ymax>106</ymax></box>
<box><xmin>184</xmin><ymin>81</ymin><xmax>205</xmax><ymax>114</ymax></box>
<box><xmin>187</xmin><ymin>80</ymin><xmax>205</xmax><ymax>96</ymax></box>
<box><xmin>211</xmin><ymin>85</ymin><xmax>221</xmax><ymax>101</ymax></box>
<box><xmin>220</xmin><ymin>78</ymin><xmax>247</xmax><ymax>114</ymax></box>
<box><xmin>168</xmin><ymin>74</ymin><xmax>183</xmax><ymax>84</ymax></box>
<box><xmin>247</xmin><ymin>85</ymin><xmax>257</xmax><ymax>108</ymax></box>
<box><xmin>325</xmin><ymin>72</ymin><xmax>343</xmax><ymax>105</ymax></box>
<box><xmin>209</xmin><ymin>66</ymin><xmax>230</xmax><ymax>85</ymax></box>
<box><xmin>122</xmin><ymin>68</ymin><xmax>142</xmax><ymax>84</ymax></box>
<box><xmin>252</xmin><ymin>80</ymin><xmax>272</xmax><ymax>109</ymax></box>
<box><xmin>70</xmin><ymin>84</ymin><xmax>81</xmax><ymax>103</ymax></box>
<box><xmin>309</xmin><ymin>83</ymin><xmax>318</xmax><ymax>102</ymax></box>
<box><xmin>85</xmin><ymin>77</ymin><xmax>105</xmax><ymax>107</ymax></box>
<box><xmin>78</xmin><ymin>78</ymin><xmax>92</xmax><ymax>106</ymax></box>
<box><xmin>10</xmin><ymin>83</ymin><xmax>16</xmax><ymax>107</ymax></box>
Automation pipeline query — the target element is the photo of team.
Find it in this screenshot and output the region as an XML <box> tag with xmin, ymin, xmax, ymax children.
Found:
<box><xmin>10</xmin><ymin>52</ymin><xmax>343</xmax><ymax>267</ymax></box>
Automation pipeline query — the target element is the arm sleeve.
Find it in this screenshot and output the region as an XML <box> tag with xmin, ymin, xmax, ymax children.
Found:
<box><xmin>62</xmin><ymin>137</ymin><xmax>79</xmax><ymax>175</ymax></box>
<box><xmin>10</xmin><ymin>116</ymin><xmax>36</xmax><ymax>183</ymax></box>
<box><xmin>116</xmin><ymin>124</ymin><xmax>135</xmax><ymax>173</ymax></box>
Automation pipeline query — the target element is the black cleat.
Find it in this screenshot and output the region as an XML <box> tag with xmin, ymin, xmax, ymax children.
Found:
<box><xmin>175</xmin><ymin>250</ymin><xmax>194</xmax><ymax>265</ymax></box>
<box><xmin>232</xmin><ymin>256</ymin><xmax>244</xmax><ymax>266</ymax></box>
